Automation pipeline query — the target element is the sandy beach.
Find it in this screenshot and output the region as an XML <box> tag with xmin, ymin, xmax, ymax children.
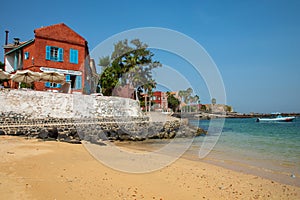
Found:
<box><xmin>0</xmin><ymin>135</ymin><xmax>299</xmax><ymax>200</ymax></box>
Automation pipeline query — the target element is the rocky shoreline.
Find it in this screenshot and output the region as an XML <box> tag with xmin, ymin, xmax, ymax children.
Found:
<box><xmin>172</xmin><ymin>112</ymin><xmax>300</xmax><ymax>120</ymax></box>
<box><xmin>0</xmin><ymin>112</ymin><xmax>207</xmax><ymax>144</ymax></box>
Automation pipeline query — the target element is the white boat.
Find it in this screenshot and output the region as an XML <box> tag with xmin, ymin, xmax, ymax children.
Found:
<box><xmin>161</xmin><ymin>111</ymin><xmax>173</xmax><ymax>115</ymax></box>
<box><xmin>256</xmin><ymin>114</ymin><xmax>295</xmax><ymax>122</ymax></box>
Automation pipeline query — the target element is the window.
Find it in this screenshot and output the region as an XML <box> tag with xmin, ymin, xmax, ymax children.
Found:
<box><xmin>66</xmin><ymin>74</ymin><xmax>82</xmax><ymax>89</ymax></box>
<box><xmin>46</xmin><ymin>46</ymin><xmax>63</xmax><ymax>61</ymax></box>
<box><xmin>24</xmin><ymin>52</ymin><xmax>29</xmax><ymax>60</ymax></box>
<box><xmin>69</xmin><ymin>49</ymin><xmax>78</xmax><ymax>64</ymax></box>
<box><xmin>75</xmin><ymin>75</ymin><xmax>82</xmax><ymax>89</ymax></box>
<box><xmin>45</xmin><ymin>82</ymin><xmax>61</xmax><ymax>88</ymax></box>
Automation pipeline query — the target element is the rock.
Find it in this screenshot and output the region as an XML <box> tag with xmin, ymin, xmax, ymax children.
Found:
<box><xmin>15</xmin><ymin>130</ymin><xmax>24</xmax><ymax>136</ymax></box>
<box><xmin>7</xmin><ymin>130</ymin><xmax>16</xmax><ymax>135</ymax></box>
<box><xmin>131</xmin><ymin>136</ymin><xmax>145</xmax><ymax>141</ymax></box>
<box><xmin>195</xmin><ymin>127</ymin><xmax>207</xmax><ymax>136</ymax></box>
<box><xmin>147</xmin><ymin>133</ymin><xmax>160</xmax><ymax>139</ymax></box>
<box><xmin>107</xmin><ymin>130</ymin><xmax>118</xmax><ymax>139</ymax></box>
<box><xmin>97</xmin><ymin>131</ymin><xmax>107</xmax><ymax>141</ymax></box>
<box><xmin>58</xmin><ymin>132</ymin><xmax>68</xmax><ymax>140</ymax></box>
<box><xmin>38</xmin><ymin>129</ymin><xmax>48</xmax><ymax>139</ymax></box>
<box><xmin>90</xmin><ymin>140</ymin><xmax>105</xmax><ymax>145</ymax></box>
<box><xmin>291</xmin><ymin>174</ymin><xmax>296</xmax><ymax>178</ymax></box>
<box><xmin>76</xmin><ymin>130</ymin><xmax>85</xmax><ymax>140</ymax></box>
<box><xmin>64</xmin><ymin>138</ymin><xmax>82</xmax><ymax>144</ymax></box>
<box><xmin>89</xmin><ymin>135</ymin><xmax>99</xmax><ymax>143</ymax></box>
<box><xmin>48</xmin><ymin>127</ymin><xmax>58</xmax><ymax>139</ymax></box>
<box><xmin>69</xmin><ymin>128</ymin><xmax>77</xmax><ymax>137</ymax></box>
<box><xmin>118</xmin><ymin>133</ymin><xmax>132</xmax><ymax>141</ymax></box>
<box><xmin>169</xmin><ymin>131</ymin><xmax>176</xmax><ymax>139</ymax></box>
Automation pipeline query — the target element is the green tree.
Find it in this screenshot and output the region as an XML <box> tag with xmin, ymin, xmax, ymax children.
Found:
<box><xmin>194</xmin><ymin>95</ymin><xmax>200</xmax><ymax>104</ymax></box>
<box><xmin>190</xmin><ymin>94</ymin><xmax>200</xmax><ymax>112</ymax></box>
<box><xmin>0</xmin><ymin>62</ymin><xmax>9</xmax><ymax>86</ymax></box>
<box><xmin>99</xmin><ymin>39</ymin><xmax>161</xmax><ymax>97</ymax></box>
<box><xmin>143</xmin><ymin>79</ymin><xmax>156</xmax><ymax>112</ymax></box>
<box><xmin>98</xmin><ymin>56</ymin><xmax>110</xmax><ymax>68</ymax></box>
<box><xmin>179</xmin><ymin>88</ymin><xmax>201</xmax><ymax>112</ymax></box>
<box><xmin>225</xmin><ymin>105</ymin><xmax>233</xmax><ymax>112</ymax></box>
<box><xmin>211</xmin><ymin>98</ymin><xmax>216</xmax><ymax>105</ymax></box>
<box><xmin>186</xmin><ymin>88</ymin><xmax>193</xmax><ymax>99</ymax></box>
<box><xmin>167</xmin><ymin>92</ymin><xmax>180</xmax><ymax>112</ymax></box>
<box><xmin>201</xmin><ymin>104</ymin><xmax>207</xmax><ymax>111</ymax></box>
<box><xmin>0</xmin><ymin>61</ymin><xmax>4</xmax><ymax>70</ymax></box>
<box><xmin>179</xmin><ymin>88</ymin><xmax>193</xmax><ymax>112</ymax></box>
<box><xmin>178</xmin><ymin>90</ymin><xmax>187</xmax><ymax>112</ymax></box>
<box><xmin>186</xmin><ymin>87</ymin><xmax>193</xmax><ymax>112</ymax></box>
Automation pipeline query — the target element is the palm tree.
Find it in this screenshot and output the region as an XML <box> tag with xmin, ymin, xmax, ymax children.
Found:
<box><xmin>193</xmin><ymin>95</ymin><xmax>200</xmax><ymax>112</ymax></box>
<box><xmin>178</xmin><ymin>90</ymin><xmax>186</xmax><ymax>112</ymax></box>
<box><xmin>211</xmin><ymin>98</ymin><xmax>216</xmax><ymax>105</ymax></box>
<box><xmin>143</xmin><ymin>79</ymin><xmax>156</xmax><ymax>112</ymax></box>
<box><xmin>186</xmin><ymin>88</ymin><xmax>193</xmax><ymax>112</ymax></box>
<box><xmin>211</xmin><ymin>98</ymin><xmax>217</xmax><ymax>113</ymax></box>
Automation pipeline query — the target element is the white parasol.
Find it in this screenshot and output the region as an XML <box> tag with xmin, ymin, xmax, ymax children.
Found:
<box><xmin>11</xmin><ymin>70</ymin><xmax>41</xmax><ymax>84</ymax></box>
<box><xmin>40</xmin><ymin>71</ymin><xmax>65</xmax><ymax>84</ymax></box>
<box><xmin>0</xmin><ymin>69</ymin><xmax>11</xmax><ymax>80</ymax></box>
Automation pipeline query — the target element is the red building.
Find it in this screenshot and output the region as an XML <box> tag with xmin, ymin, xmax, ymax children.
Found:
<box><xmin>152</xmin><ymin>91</ymin><xmax>168</xmax><ymax>111</ymax></box>
<box><xmin>3</xmin><ymin>23</ymin><xmax>98</xmax><ymax>94</ymax></box>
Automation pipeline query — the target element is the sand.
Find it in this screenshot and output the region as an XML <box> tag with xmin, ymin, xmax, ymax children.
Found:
<box><xmin>0</xmin><ymin>135</ymin><xmax>299</xmax><ymax>200</ymax></box>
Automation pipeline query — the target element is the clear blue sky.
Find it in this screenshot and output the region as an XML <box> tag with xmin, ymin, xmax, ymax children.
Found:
<box><xmin>2</xmin><ymin>0</ymin><xmax>300</xmax><ymax>113</ymax></box>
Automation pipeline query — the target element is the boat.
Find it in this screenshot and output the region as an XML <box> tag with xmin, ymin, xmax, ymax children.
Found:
<box><xmin>161</xmin><ymin>111</ymin><xmax>173</xmax><ymax>115</ymax></box>
<box><xmin>256</xmin><ymin>114</ymin><xmax>295</xmax><ymax>122</ymax></box>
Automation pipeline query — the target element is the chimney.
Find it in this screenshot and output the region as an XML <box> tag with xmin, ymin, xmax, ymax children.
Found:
<box><xmin>5</xmin><ymin>30</ymin><xmax>9</xmax><ymax>45</ymax></box>
<box><xmin>13</xmin><ymin>37</ymin><xmax>20</xmax><ymax>46</ymax></box>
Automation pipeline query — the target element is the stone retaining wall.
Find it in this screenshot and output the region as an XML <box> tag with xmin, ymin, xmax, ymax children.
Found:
<box><xmin>0</xmin><ymin>90</ymin><xmax>206</xmax><ymax>143</ymax></box>
<box><xmin>0</xmin><ymin>111</ymin><xmax>206</xmax><ymax>143</ymax></box>
<box><xmin>0</xmin><ymin>111</ymin><xmax>149</xmax><ymax>143</ymax></box>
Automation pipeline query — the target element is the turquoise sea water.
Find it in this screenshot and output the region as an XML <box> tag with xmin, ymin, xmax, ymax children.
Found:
<box><xmin>188</xmin><ymin>117</ymin><xmax>300</xmax><ymax>186</ymax></box>
<box><xmin>122</xmin><ymin>117</ymin><xmax>299</xmax><ymax>185</ymax></box>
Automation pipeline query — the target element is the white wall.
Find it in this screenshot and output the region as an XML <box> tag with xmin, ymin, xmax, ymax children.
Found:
<box><xmin>5</xmin><ymin>57</ymin><xmax>14</xmax><ymax>72</ymax></box>
<box><xmin>0</xmin><ymin>90</ymin><xmax>143</xmax><ymax>119</ymax></box>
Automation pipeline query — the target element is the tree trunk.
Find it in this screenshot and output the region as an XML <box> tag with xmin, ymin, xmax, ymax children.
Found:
<box><xmin>145</xmin><ymin>95</ymin><xmax>147</xmax><ymax>112</ymax></box>
<box><xmin>135</xmin><ymin>89</ymin><xmax>138</xmax><ymax>101</ymax></box>
<box><xmin>148</xmin><ymin>96</ymin><xmax>151</xmax><ymax>112</ymax></box>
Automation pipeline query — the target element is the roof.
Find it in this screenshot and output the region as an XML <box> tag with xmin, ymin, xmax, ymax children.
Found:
<box><xmin>34</xmin><ymin>23</ymin><xmax>87</xmax><ymax>46</ymax></box>
<box><xmin>4</xmin><ymin>39</ymin><xmax>35</xmax><ymax>55</ymax></box>
<box><xmin>4</xmin><ymin>40</ymin><xmax>29</xmax><ymax>49</ymax></box>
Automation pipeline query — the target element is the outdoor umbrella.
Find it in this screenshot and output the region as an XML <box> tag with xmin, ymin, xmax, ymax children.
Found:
<box><xmin>0</xmin><ymin>69</ymin><xmax>11</xmax><ymax>80</ymax></box>
<box><xmin>11</xmin><ymin>70</ymin><xmax>41</xmax><ymax>84</ymax></box>
<box><xmin>40</xmin><ymin>71</ymin><xmax>65</xmax><ymax>84</ymax></box>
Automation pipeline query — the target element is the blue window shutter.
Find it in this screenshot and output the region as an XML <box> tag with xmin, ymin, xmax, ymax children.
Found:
<box><xmin>70</xmin><ymin>49</ymin><xmax>78</xmax><ymax>64</ymax></box>
<box><xmin>74</xmin><ymin>49</ymin><xmax>78</xmax><ymax>64</ymax></box>
<box><xmin>65</xmin><ymin>75</ymin><xmax>70</xmax><ymax>82</ymax></box>
<box><xmin>75</xmin><ymin>76</ymin><xmax>82</xmax><ymax>89</ymax></box>
<box><xmin>46</xmin><ymin>46</ymin><xmax>50</xmax><ymax>60</ymax></box>
<box><xmin>57</xmin><ymin>83</ymin><xmax>61</xmax><ymax>88</ymax></box>
<box><xmin>58</xmin><ymin>48</ymin><xmax>63</xmax><ymax>61</ymax></box>
<box><xmin>69</xmin><ymin>49</ymin><xmax>73</xmax><ymax>63</ymax></box>
<box><xmin>45</xmin><ymin>82</ymin><xmax>50</xmax><ymax>87</ymax></box>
